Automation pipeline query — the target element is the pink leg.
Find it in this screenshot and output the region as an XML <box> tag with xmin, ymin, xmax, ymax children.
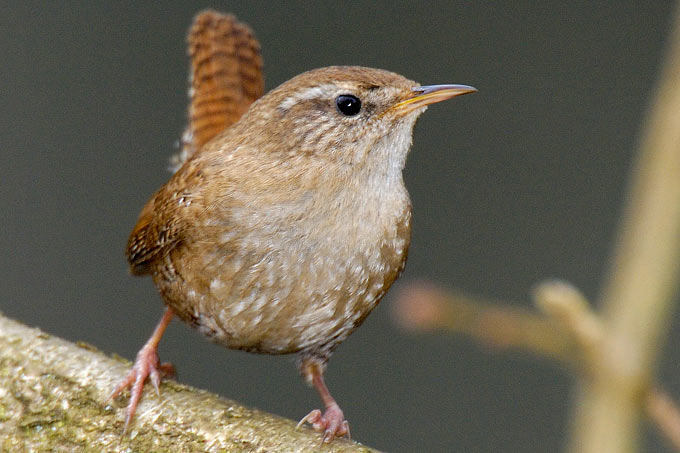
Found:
<box><xmin>108</xmin><ymin>307</ymin><xmax>175</xmax><ymax>433</ymax></box>
<box><xmin>296</xmin><ymin>359</ymin><xmax>350</xmax><ymax>443</ymax></box>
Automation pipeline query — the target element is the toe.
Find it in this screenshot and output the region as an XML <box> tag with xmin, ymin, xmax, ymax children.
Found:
<box><xmin>296</xmin><ymin>409</ymin><xmax>322</xmax><ymax>430</ymax></box>
<box><xmin>108</xmin><ymin>373</ymin><xmax>135</xmax><ymax>401</ymax></box>
<box><xmin>342</xmin><ymin>420</ymin><xmax>351</xmax><ymax>440</ymax></box>
<box><xmin>110</xmin><ymin>346</ymin><xmax>171</xmax><ymax>433</ymax></box>
<box><xmin>298</xmin><ymin>405</ymin><xmax>349</xmax><ymax>443</ymax></box>
<box><xmin>150</xmin><ymin>368</ymin><xmax>161</xmax><ymax>396</ymax></box>
<box><xmin>320</xmin><ymin>404</ymin><xmax>349</xmax><ymax>443</ymax></box>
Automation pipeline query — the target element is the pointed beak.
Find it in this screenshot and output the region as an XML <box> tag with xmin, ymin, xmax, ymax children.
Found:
<box><xmin>391</xmin><ymin>84</ymin><xmax>477</xmax><ymax>116</ymax></box>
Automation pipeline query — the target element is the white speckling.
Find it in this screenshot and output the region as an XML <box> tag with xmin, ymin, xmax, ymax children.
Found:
<box><xmin>265</xmin><ymin>269</ymin><xmax>276</xmax><ymax>287</ymax></box>
<box><xmin>196</xmin><ymin>312</ymin><xmax>223</xmax><ymax>340</ymax></box>
<box><xmin>231</xmin><ymin>300</ymin><xmax>247</xmax><ymax>316</ymax></box>
<box><xmin>252</xmin><ymin>295</ymin><xmax>267</xmax><ymax>311</ymax></box>
<box><xmin>210</xmin><ymin>278</ymin><xmax>224</xmax><ymax>291</ymax></box>
<box><xmin>220</xmin><ymin>231</ymin><xmax>237</xmax><ymax>243</ymax></box>
<box><xmin>297</xmin><ymin>319</ymin><xmax>337</xmax><ymax>347</ymax></box>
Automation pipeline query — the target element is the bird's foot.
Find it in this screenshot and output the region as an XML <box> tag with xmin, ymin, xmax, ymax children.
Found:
<box><xmin>108</xmin><ymin>344</ymin><xmax>175</xmax><ymax>433</ymax></box>
<box><xmin>297</xmin><ymin>403</ymin><xmax>350</xmax><ymax>443</ymax></box>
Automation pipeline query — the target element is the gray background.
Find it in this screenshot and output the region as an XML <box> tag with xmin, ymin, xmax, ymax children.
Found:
<box><xmin>2</xmin><ymin>1</ymin><xmax>679</xmax><ymax>451</ymax></box>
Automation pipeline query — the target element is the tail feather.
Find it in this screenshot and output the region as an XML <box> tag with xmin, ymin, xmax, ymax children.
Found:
<box><xmin>170</xmin><ymin>11</ymin><xmax>264</xmax><ymax>171</ymax></box>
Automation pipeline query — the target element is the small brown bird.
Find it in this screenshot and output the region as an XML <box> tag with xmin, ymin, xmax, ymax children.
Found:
<box><xmin>110</xmin><ymin>10</ymin><xmax>475</xmax><ymax>442</ymax></box>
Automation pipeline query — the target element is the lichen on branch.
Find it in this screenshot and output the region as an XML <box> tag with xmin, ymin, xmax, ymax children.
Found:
<box><xmin>0</xmin><ymin>314</ymin><xmax>377</xmax><ymax>452</ymax></box>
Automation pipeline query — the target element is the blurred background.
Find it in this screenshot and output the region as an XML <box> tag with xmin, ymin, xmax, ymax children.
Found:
<box><xmin>2</xmin><ymin>2</ymin><xmax>678</xmax><ymax>451</ymax></box>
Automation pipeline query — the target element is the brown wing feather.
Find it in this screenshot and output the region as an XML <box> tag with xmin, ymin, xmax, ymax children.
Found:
<box><xmin>171</xmin><ymin>10</ymin><xmax>264</xmax><ymax>170</ymax></box>
<box><xmin>126</xmin><ymin>185</ymin><xmax>186</xmax><ymax>275</ymax></box>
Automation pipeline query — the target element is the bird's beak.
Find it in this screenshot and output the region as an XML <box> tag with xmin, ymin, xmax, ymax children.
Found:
<box><xmin>391</xmin><ymin>84</ymin><xmax>477</xmax><ymax>116</ymax></box>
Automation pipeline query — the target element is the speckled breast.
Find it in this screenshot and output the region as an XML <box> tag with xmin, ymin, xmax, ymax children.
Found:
<box><xmin>152</xmin><ymin>204</ymin><xmax>411</xmax><ymax>358</ymax></box>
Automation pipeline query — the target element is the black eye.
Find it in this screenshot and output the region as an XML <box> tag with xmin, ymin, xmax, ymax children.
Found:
<box><xmin>335</xmin><ymin>94</ymin><xmax>361</xmax><ymax>116</ymax></box>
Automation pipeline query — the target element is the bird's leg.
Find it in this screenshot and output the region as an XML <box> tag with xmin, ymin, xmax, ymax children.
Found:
<box><xmin>108</xmin><ymin>307</ymin><xmax>176</xmax><ymax>433</ymax></box>
<box><xmin>296</xmin><ymin>358</ymin><xmax>350</xmax><ymax>443</ymax></box>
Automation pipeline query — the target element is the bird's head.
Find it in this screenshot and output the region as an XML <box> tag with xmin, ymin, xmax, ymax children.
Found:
<box><xmin>235</xmin><ymin>66</ymin><xmax>476</xmax><ymax>170</ymax></box>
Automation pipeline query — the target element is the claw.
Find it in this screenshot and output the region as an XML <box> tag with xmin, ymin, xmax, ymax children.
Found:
<box><xmin>342</xmin><ymin>420</ymin><xmax>351</xmax><ymax>441</ymax></box>
<box><xmin>297</xmin><ymin>403</ymin><xmax>349</xmax><ymax>443</ymax></box>
<box><xmin>150</xmin><ymin>368</ymin><xmax>161</xmax><ymax>396</ymax></box>
<box><xmin>296</xmin><ymin>409</ymin><xmax>322</xmax><ymax>431</ymax></box>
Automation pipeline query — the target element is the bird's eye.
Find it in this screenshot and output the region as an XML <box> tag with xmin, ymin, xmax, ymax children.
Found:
<box><xmin>335</xmin><ymin>95</ymin><xmax>361</xmax><ymax>116</ymax></box>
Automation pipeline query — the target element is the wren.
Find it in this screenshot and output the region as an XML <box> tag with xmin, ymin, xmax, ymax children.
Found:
<box><xmin>110</xmin><ymin>10</ymin><xmax>476</xmax><ymax>442</ymax></box>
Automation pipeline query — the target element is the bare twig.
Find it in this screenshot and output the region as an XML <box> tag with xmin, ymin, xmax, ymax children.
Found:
<box><xmin>534</xmin><ymin>282</ymin><xmax>680</xmax><ymax>452</ymax></box>
<box><xmin>647</xmin><ymin>388</ymin><xmax>680</xmax><ymax>450</ymax></box>
<box><xmin>393</xmin><ymin>280</ymin><xmax>680</xmax><ymax>451</ymax></box>
<box><xmin>391</xmin><ymin>281</ymin><xmax>574</xmax><ymax>363</ymax></box>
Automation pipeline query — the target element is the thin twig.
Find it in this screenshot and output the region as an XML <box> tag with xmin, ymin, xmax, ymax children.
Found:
<box><xmin>391</xmin><ymin>281</ymin><xmax>574</xmax><ymax>363</ymax></box>
<box><xmin>392</xmin><ymin>280</ymin><xmax>680</xmax><ymax>451</ymax></box>
<box><xmin>647</xmin><ymin>388</ymin><xmax>680</xmax><ymax>451</ymax></box>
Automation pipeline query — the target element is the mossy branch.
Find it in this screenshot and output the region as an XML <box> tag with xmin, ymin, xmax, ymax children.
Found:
<box><xmin>0</xmin><ymin>314</ymin><xmax>378</xmax><ymax>452</ymax></box>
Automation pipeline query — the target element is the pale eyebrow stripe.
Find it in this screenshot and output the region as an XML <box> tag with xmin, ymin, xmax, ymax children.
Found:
<box><xmin>278</xmin><ymin>84</ymin><xmax>340</xmax><ymax>111</ymax></box>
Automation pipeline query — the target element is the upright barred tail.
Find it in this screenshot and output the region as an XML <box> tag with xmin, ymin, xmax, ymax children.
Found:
<box><xmin>170</xmin><ymin>10</ymin><xmax>265</xmax><ymax>171</ymax></box>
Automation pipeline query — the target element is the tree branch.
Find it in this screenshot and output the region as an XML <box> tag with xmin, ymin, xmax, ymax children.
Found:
<box><xmin>390</xmin><ymin>281</ymin><xmax>575</xmax><ymax>364</ymax></box>
<box><xmin>0</xmin><ymin>313</ymin><xmax>378</xmax><ymax>452</ymax></box>
<box><xmin>391</xmin><ymin>281</ymin><xmax>680</xmax><ymax>451</ymax></box>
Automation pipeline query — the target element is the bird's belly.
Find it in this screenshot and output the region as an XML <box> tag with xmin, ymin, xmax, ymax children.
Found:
<box><xmin>192</xmin><ymin>246</ymin><xmax>392</xmax><ymax>354</ymax></box>
<box><xmin>155</xmin><ymin>214</ymin><xmax>409</xmax><ymax>355</ymax></box>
